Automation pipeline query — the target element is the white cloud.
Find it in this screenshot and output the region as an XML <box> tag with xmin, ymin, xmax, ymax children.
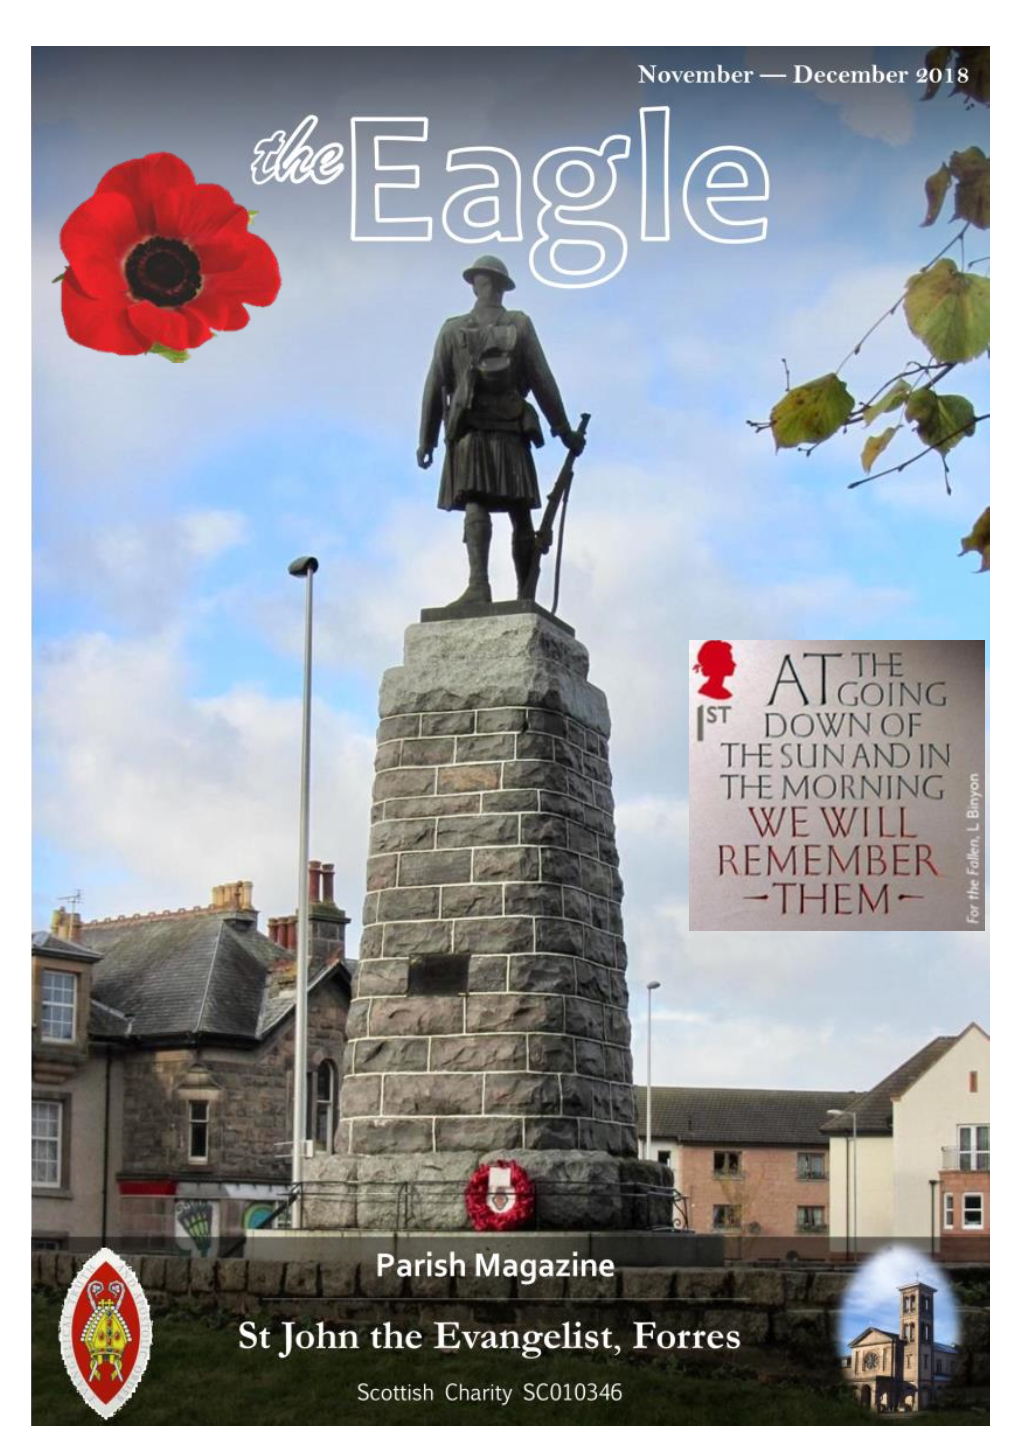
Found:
<box><xmin>34</xmin><ymin>628</ymin><xmax>375</xmax><ymax>923</ymax></box>
<box><xmin>746</xmin><ymin>49</ymin><xmax>915</xmax><ymax>146</ymax></box>
<box><xmin>35</xmin><ymin>508</ymin><xmax>249</xmax><ymax>628</ymax></box>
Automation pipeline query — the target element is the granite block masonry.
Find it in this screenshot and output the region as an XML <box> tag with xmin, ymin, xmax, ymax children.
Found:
<box><xmin>305</xmin><ymin>608</ymin><xmax>672</xmax><ymax>1230</ymax></box>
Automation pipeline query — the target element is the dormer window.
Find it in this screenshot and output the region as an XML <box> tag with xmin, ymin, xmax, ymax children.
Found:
<box><xmin>40</xmin><ymin>970</ymin><xmax>77</xmax><ymax>1043</ymax></box>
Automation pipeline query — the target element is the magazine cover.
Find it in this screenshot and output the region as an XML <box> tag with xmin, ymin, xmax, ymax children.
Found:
<box><xmin>30</xmin><ymin>39</ymin><xmax>991</xmax><ymax>1427</ymax></box>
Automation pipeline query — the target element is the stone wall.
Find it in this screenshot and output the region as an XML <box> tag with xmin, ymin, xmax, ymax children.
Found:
<box><xmin>30</xmin><ymin>1252</ymin><xmax>990</xmax><ymax>1390</ymax></box>
<box><xmin>120</xmin><ymin>980</ymin><xmax>349</xmax><ymax>1181</ymax></box>
<box><xmin>308</xmin><ymin>611</ymin><xmax>673</xmax><ymax>1230</ymax></box>
<box><xmin>340</xmin><ymin>615</ymin><xmax>638</xmax><ymax>1145</ymax></box>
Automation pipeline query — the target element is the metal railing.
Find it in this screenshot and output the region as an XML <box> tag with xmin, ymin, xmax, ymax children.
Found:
<box><xmin>941</xmin><ymin>1148</ymin><xmax>990</xmax><ymax>1172</ymax></box>
<box><xmin>278</xmin><ymin>1178</ymin><xmax>691</xmax><ymax>1233</ymax></box>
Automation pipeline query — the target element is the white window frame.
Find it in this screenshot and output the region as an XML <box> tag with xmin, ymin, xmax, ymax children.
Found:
<box><xmin>962</xmin><ymin>1192</ymin><xmax>984</xmax><ymax>1230</ymax></box>
<box><xmin>188</xmin><ymin>1099</ymin><xmax>211</xmax><ymax>1164</ymax></box>
<box><xmin>797</xmin><ymin>1151</ymin><xmax>827</xmax><ymax>1180</ymax></box>
<box><xmin>309</xmin><ymin>1061</ymin><xmax>337</xmax><ymax>1155</ymax></box>
<box><xmin>957</xmin><ymin>1123</ymin><xmax>990</xmax><ymax>1171</ymax></box>
<box><xmin>40</xmin><ymin>969</ymin><xmax>77</xmax><ymax>1043</ymax></box>
<box><xmin>32</xmin><ymin>1099</ymin><xmax>63</xmax><ymax>1187</ymax></box>
<box><xmin>943</xmin><ymin>1192</ymin><xmax>954</xmax><ymax>1230</ymax></box>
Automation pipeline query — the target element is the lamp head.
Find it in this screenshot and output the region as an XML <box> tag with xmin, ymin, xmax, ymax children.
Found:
<box><xmin>288</xmin><ymin>556</ymin><xmax>319</xmax><ymax>577</ymax></box>
<box><xmin>647</xmin><ymin>981</ymin><xmax>661</xmax><ymax>991</ymax></box>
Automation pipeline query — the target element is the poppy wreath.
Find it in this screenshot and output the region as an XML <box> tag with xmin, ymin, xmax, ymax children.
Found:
<box><xmin>58</xmin><ymin>152</ymin><xmax>281</xmax><ymax>360</ymax></box>
<box><xmin>464</xmin><ymin>1159</ymin><xmax>536</xmax><ymax>1232</ymax></box>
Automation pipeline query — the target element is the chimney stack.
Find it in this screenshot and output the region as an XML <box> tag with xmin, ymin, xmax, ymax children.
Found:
<box><xmin>309</xmin><ymin>861</ymin><xmax>322</xmax><ymax>904</ymax></box>
<box><xmin>50</xmin><ymin>907</ymin><xmax>83</xmax><ymax>944</ymax></box>
<box><xmin>322</xmin><ymin>863</ymin><xmax>336</xmax><ymax>904</ymax></box>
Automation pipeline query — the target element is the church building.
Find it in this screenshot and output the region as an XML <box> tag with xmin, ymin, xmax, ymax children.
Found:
<box><xmin>842</xmin><ymin>1280</ymin><xmax>959</xmax><ymax>1413</ymax></box>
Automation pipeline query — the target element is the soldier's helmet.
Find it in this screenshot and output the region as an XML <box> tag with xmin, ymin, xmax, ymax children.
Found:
<box><xmin>462</xmin><ymin>254</ymin><xmax>516</xmax><ymax>291</ymax></box>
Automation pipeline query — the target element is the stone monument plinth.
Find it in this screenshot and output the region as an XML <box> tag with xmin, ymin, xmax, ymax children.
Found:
<box><xmin>305</xmin><ymin>604</ymin><xmax>672</xmax><ymax>1230</ymax></box>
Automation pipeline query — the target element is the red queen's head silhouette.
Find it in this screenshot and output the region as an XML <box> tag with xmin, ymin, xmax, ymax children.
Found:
<box><xmin>693</xmin><ymin>640</ymin><xmax>736</xmax><ymax>700</ymax></box>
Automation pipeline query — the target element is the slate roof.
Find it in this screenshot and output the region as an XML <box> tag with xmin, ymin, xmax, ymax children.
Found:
<box><xmin>636</xmin><ymin>1086</ymin><xmax>857</xmax><ymax>1145</ymax></box>
<box><xmin>822</xmin><ymin>1034</ymin><xmax>959</xmax><ymax>1136</ymax></box>
<box><xmin>88</xmin><ymin>996</ymin><xmax>133</xmax><ymax>1038</ymax></box>
<box><xmin>79</xmin><ymin>913</ymin><xmax>347</xmax><ymax>1044</ymax></box>
<box><xmin>32</xmin><ymin>930</ymin><xmax>103</xmax><ymax>963</ymax></box>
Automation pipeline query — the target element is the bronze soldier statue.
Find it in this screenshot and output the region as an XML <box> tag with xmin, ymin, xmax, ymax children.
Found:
<box><xmin>417</xmin><ymin>255</ymin><xmax>586</xmax><ymax>605</ymax></box>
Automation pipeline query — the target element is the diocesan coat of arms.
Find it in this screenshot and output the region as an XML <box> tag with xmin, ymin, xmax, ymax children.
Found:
<box><xmin>59</xmin><ymin>1247</ymin><xmax>152</xmax><ymax>1418</ymax></box>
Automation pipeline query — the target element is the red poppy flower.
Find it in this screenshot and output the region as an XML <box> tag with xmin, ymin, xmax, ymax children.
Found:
<box><xmin>59</xmin><ymin>152</ymin><xmax>281</xmax><ymax>356</ymax></box>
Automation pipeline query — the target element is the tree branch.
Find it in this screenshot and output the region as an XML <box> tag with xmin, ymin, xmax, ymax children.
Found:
<box><xmin>847</xmin><ymin>414</ymin><xmax>989</xmax><ymax>490</ymax></box>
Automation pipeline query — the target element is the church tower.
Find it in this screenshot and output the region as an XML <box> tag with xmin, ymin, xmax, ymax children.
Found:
<box><xmin>900</xmin><ymin>1282</ymin><xmax>937</xmax><ymax>1402</ymax></box>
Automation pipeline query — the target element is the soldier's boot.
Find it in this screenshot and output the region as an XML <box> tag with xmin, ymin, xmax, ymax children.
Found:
<box><xmin>512</xmin><ymin>510</ymin><xmax>537</xmax><ymax>600</ymax></box>
<box><xmin>450</xmin><ymin>504</ymin><xmax>493</xmax><ymax>605</ymax></box>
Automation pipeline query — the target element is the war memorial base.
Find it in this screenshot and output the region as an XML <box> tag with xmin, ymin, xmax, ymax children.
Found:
<box><xmin>303</xmin><ymin>605</ymin><xmax>690</xmax><ymax>1238</ymax></box>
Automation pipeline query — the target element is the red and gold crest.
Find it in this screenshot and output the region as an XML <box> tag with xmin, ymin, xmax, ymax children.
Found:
<box><xmin>59</xmin><ymin>1248</ymin><xmax>152</xmax><ymax>1418</ymax></box>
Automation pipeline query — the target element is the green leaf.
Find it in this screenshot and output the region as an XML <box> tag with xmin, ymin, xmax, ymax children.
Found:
<box><xmin>861</xmin><ymin>426</ymin><xmax>900</xmax><ymax>473</ymax></box>
<box><xmin>247</xmin><ymin>209</ymin><xmax>259</xmax><ymax>225</ymax></box>
<box><xmin>863</xmin><ymin>379</ymin><xmax>911</xmax><ymax>425</ymax></box>
<box><xmin>52</xmin><ymin>269</ymin><xmax>67</xmax><ymax>284</ymax></box>
<box><xmin>904</xmin><ymin>259</ymin><xmax>990</xmax><ymax>362</ymax></box>
<box><xmin>769</xmin><ymin>373</ymin><xmax>855</xmax><ymax>450</ymax></box>
<box><xmin>904</xmin><ymin>388</ymin><xmax>976</xmax><ymax>455</ymax></box>
<box><xmin>959</xmin><ymin>506</ymin><xmax>990</xmax><ymax>571</ymax></box>
<box><xmin>949</xmin><ymin>146</ymin><xmax>990</xmax><ymax>230</ymax></box>
<box><xmin>147</xmin><ymin>341</ymin><xmax>191</xmax><ymax>363</ymax></box>
<box><xmin>922</xmin><ymin>163</ymin><xmax>952</xmax><ymax>227</ymax></box>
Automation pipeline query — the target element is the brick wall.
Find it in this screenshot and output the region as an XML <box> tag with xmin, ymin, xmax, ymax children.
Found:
<box><xmin>680</xmin><ymin>1144</ymin><xmax>830</xmax><ymax>1240</ymax></box>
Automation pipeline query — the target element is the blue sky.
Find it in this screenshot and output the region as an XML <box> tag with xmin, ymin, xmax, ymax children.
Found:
<box><xmin>32</xmin><ymin>46</ymin><xmax>989</xmax><ymax>1090</ymax></box>
<box><xmin>838</xmin><ymin>1247</ymin><xmax>961</xmax><ymax>1352</ymax></box>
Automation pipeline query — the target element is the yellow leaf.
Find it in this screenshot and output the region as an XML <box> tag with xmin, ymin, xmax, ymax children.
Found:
<box><xmin>922</xmin><ymin>163</ymin><xmax>952</xmax><ymax>227</ymax></box>
<box><xmin>863</xmin><ymin>380</ymin><xmax>911</xmax><ymax>425</ymax></box>
<box><xmin>959</xmin><ymin>506</ymin><xmax>990</xmax><ymax>571</ymax></box>
<box><xmin>861</xmin><ymin>426</ymin><xmax>900</xmax><ymax>472</ymax></box>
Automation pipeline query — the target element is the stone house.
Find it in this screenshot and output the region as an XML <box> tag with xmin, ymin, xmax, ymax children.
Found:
<box><xmin>638</xmin><ymin>1086</ymin><xmax>854</xmax><ymax>1253</ymax></box>
<box><xmin>823</xmin><ymin>1023</ymin><xmax>989</xmax><ymax>1262</ymax></box>
<box><xmin>31</xmin><ymin>868</ymin><xmax>351</xmax><ymax>1255</ymax></box>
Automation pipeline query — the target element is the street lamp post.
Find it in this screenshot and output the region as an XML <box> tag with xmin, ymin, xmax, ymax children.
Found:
<box><xmin>288</xmin><ymin>555</ymin><xmax>319</xmax><ymax>1230</ymax></box>
<box><xmin>828</xmin><ymin>1107</ymin><xmax>858</xmax><ymax>1263</ymax></box>
<box><xmin>645</xmin><ymin>982</ymin><xmax>661</xmax><ymax>1161</ymax></box>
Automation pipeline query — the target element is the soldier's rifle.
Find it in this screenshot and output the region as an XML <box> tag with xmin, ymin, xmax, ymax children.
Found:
<box><xmin>522</xmin><ymin>411</ymin><xmax>590</xmax><ymax>612</ymax></box>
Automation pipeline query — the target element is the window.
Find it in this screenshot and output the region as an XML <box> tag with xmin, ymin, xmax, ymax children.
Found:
<box><xmin>797</xmin><ymin>1151</ymin><xmax>827</xmax><ymax>1180</ymax></box>
<box><xmin>944</xmin><ymin>1193</ymin><xmax>954</xmax><ymax>1229</ymax></box>
<box><xmin>188</xmin><ymin>1101</ymin><xmax>210</xmax><ymax>1163</ymax></box>
<box><xmin>969</xmin><ymin>1070</ymin><xmax>978</xmax><ymax>1093</ymax></box>
<box><xmin>796</xmin><ymin>1205</ymin><xmax>825</xmax><ymax>1232</ymax></box>
<box><xmin>712</xmin><ymin>1204</ymin><xmax>741</xmax><ymax>1231</ymax></box>
<box><xmin>921</xmin><ymin>1323</ymin><xmax>931</xmax><ymax>1343</ymax></box>
<box><xmin>657</xmin><ymin>1150</ymin><xmax>672</xmax><ymax>1166</ymax></box>
<box><xmin>32</xmin><ymin>1100</ymin><xmax>62</xmax><ymax>1186</ymax></box>
<box><xmin>309</xmin><ymin>1061</ymin><xmax>337</xmax><ymax>1153</ymax></box>
<box><xmin>958</xmin><ymin>1124</ymin><xmax>990</xmax><ymax>1171</ymax></box>
<box><xmin>962</xmin><ymin>1193</ymin><xmax>984</xmax><ymax>1229</ymax></box>
<box><xmin>40</xmin><ymin>970</ymin><xmax>76</xmax><ymax>1042</ymax></box>
<box><xmin>905</xmin><ymin>1322</ymin><xmax>915</xmax><ymax>1342</ymax></box>
<box><xmin>713</xmin><ymin>1150</ymin><xmax>742</xmax><ymax>1178</ymax></box>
